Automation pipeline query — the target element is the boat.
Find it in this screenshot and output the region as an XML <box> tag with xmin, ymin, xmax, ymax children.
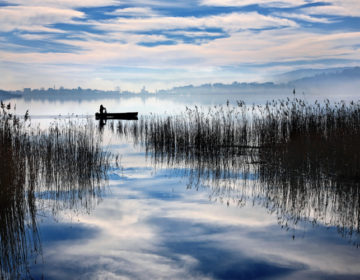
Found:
<box><xmin>95</xmin><ymin>112</ymin><xmax>138</xmax><ymax>120</ymax></box>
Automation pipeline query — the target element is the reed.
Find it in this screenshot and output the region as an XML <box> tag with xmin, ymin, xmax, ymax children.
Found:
<box><xmin>116</xmin><ymin>95</ymin><xmax>360</xmax><ymax>244</ymax></box>
<box><xmin>0</xmin><ymin>103</ymin><xmax>112</xmax><ymax>279</ymax></box>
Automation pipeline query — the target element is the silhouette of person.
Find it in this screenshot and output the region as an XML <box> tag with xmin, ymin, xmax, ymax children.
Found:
<box><xmin>99</xmin><ymin>104</ymin><xmax>107</xmax><ymax>114</ymax></box>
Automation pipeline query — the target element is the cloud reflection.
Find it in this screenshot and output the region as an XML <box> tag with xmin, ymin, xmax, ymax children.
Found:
<box><xmin>31</xmin><ymin>169</ymin><xmax>360</xmax><ymax>279</ymax></box>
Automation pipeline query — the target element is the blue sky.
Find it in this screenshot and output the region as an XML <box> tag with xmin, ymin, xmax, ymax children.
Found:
<box><xmin>0</xmin><ymin>0</ymin><xmax>359</xmax><ymax>91</ymax></box>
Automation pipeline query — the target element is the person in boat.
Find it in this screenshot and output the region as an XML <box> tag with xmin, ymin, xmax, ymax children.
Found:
<box><xmin>99</xmin><ymin>104</ymin><xmax>107</xmax><ymax>114</ymax></box>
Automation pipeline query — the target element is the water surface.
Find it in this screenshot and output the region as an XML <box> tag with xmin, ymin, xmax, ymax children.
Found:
<box><xmin>1</xmin><ymin>94</ymin><xmax>360</xmax><ymax>279</ymax></box>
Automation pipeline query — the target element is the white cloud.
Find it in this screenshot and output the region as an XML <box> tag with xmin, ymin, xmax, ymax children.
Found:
<box><xmin>17</xmin><ymin>33</ymin><xmax>51</xmax><ymax>40</ymax></box>
<box><xmin>302</xmin><ymin>0</ymin><xmax>360</xmax><ymax>17</ymax></box>
<box><xmin>274</xmin><ymin>12</ymin><xmax>334</xmax><ymax>23</ymax></box>
<box><xmin>5</xmin><ymin>0</ymin><xmax>119</xmax><ymax>8</ymax></box>
<box><xmin>93</xmin><ymin>12</ymin><xmax>297</xmax><ymax>34</ymax></box>
<box><xmin>200</xmin><ymin>0</ymin><xmax>309</xmax><ymax>8</ymax></box>
<box><xmin>0</xmin><ymin>26</ymin><xmax>360</xmax><ymax>90</ymax></box>
<box><xmin>201</xmin><ymin>0</ymin><xmax>360</xmax><ymax>17</ymax></box>
<box><xmin>0</xmin><ymin>6</ymin><xmax>84</xmax><ymax>32</ymax></box>
<box><xmin>5</xmin><ymin>0</ymin><xmax>193</xmax><ymax>10</ymax></box>
<box><xmin>108</xmin><ymin>7</ymin><xmax>159</xmax><ymax>17</ymax></box>
<box><xmin>200</xmin><ymin>29</ymin><xmax>360</xmax><ymax>66</ymax></box>
<box><xmin>1</xmin><ymin>27</ymin><xmax>360</xmax><ymax>91</ymax></box>
<box><xmin>1</xmin><ymin>0</ymin><xmax>360</xmax><ymax>90</ymax></box>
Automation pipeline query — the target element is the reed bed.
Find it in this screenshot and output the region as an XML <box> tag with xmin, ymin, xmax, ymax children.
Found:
<box><xmin>0</xmin><ymin>103</ymin><xmax>112</xmax><ymax>279</ymax></box>
<box><xmin>116</xmin><ymin>96</ymin><xmax>360</xmax><ymax>244</ymax></box>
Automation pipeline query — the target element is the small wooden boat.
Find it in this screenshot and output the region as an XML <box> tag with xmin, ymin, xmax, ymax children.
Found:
<box><xmin>95</xmin><ymin>112</ymin><xmax>138</xmax><ymax>120</ymax></box>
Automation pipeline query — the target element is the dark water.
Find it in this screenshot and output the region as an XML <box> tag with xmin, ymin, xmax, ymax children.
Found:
<box><xmin>1</xmin><ymin>95</ymin><xmax>360</xmax><ymax>279</ymax></box>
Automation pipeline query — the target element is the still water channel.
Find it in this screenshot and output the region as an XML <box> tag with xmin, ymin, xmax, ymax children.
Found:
<box><xmin>1</xmin><ymin>93</ymin><xmax>360</xmax><ymax>279</ymax></box>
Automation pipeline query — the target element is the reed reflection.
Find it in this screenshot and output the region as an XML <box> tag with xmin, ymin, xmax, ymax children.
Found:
<box><xmin>116</xmin><ymin>96</ymin><xmax>360</xmax><ymax>245</ymax></box>
<box><xmin>0</xmin><ymin>104</ymin><xmax>111</xmax><ymax>279</ymax></box>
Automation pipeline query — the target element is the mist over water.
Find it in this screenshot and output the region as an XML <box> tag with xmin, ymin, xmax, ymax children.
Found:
<box><xmin>5</xmin><ymin>77</ymin><xmax>360</xmax><ymax>119</ymax></box>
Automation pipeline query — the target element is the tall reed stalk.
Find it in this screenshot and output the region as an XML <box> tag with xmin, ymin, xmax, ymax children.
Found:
<box><xmin>0</xmin><ymin>103</ymin><xmax>112</xmax><ymax>279</ymax></box>
<box><xmin>115</xmin><ymin>96</ymin><xmax>360</xmax><ymax>244</ymax></box>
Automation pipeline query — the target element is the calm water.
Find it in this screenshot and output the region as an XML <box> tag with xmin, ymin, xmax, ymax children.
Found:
<box><xmin>2</xmin><ymin>94</ymin><xmax>360</xmax><ymax>279</ymax></box>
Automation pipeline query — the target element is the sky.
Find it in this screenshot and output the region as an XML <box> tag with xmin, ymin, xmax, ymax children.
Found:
<box><xmin>0</xmin><ymin>0</ymin><xmax>360</xmax><ymax>92</ymax></box>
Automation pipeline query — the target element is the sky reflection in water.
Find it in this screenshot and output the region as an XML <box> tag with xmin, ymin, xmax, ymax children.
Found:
<box><xmin>30</xmin><ymin>142</ymin><xmax>359</xmax><ymax>279</ymax></box>
<box><xmin>2</xmin><ymin>96</ymin><xmax>360</xmax><ymax>279</ymax></box>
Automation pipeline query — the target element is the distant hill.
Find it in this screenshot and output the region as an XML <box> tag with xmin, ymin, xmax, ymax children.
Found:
<box><xmin>274</xmin><ymin>67</ymin><xmax>353</xmax><ymax>82</ymax></box>
<box><xmin>272</xmin><ymin>67</ymin><xmax>359</xmax><ymax>83</ymax></box>
<box><xmin>289</xmin><ymin>67</ymin><xmax>360</xmax><ymax>87</ymax></box>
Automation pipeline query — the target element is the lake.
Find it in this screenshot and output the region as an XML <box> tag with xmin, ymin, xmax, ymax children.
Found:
<box><xmin>1</xmin><ymin>93</ymin><xmax>360</xmax><ymax>279</ymax></box>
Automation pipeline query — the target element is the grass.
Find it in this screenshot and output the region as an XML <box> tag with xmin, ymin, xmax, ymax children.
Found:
<box><xmin>115</xmin><ymin>95</ymin><xmax>360</xmax><ymax>244</ymax></box>
<box><xmin>0</xmin><ymin>102</ymin><xmax>112</xmax><ymax>279</ymax></box>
